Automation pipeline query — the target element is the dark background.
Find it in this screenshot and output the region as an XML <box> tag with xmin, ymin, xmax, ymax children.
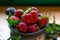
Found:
<box><xmin>0</xmin><ymin>0</ymin><xmax>60</xmax><ymax>6</ymax></box>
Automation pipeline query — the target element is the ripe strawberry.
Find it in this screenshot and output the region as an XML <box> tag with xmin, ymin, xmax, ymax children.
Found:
<box><xmin>31</xmin><ymin>7</ymin><xmax>43</xmax><ymax>17</ymax></box>
<box><xmin>16</xmin><ymin>22</ymin><xmax>27</xmax><ymax>33</ymax></box>
<box><xmin>24</xmin><ymin>7</ymin><xmax>39</xmax><ymax>15</ymax></box>
<box><xmin>10</xmin><ymin>15</ymin><xmax>20</xmax><ymax>21</ymax></box>
<box><xmin>31</xmin><ymin>7</ymin><xmax>39</xmax><ymax>13</ymax></box>
<box><xmin>21</xmin><ymin>13</ymin><xmax>33</xmax><ymax>24</ymax></box>
<box><xmin>30</xmin><ymin>10</ymin><xmax>39</xmax><ymax>23</ymax></box>
<box><xmin>14</xmin><ymin>9</ymin><xmax>24</xmax><ymax>18</ymax></box>
<box><xmin>22</xmin><ymin>10</ymin><xmax>39</xmax><ymax>24</ymax></box>
<box><xmin>28</xmin><ymin>24</ymin><xmax>38</xmax><ymax>32</ymax></box>
<box><xmin>39</xmin><ymin>16</ymin><xmax>48</xmax><ymax>28</ymax></box>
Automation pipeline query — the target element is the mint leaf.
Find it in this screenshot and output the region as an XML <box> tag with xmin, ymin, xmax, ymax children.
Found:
<box><xmin>52</xmin><ymin>15</ymin><xmax>56</xmax><ymax>33</ymax></box>
<box><xmin>8</xmin><ymin>33</ymin><xmax>22</xmax><ymax>40</ymax></box>
<box><xmin>12</xmin><ymin>33</ymin><xmax>22</xmax><ymax>40</ymax></box>
<box><xmin>52</xmin><ymin>15</ymin><xmax>56</xmax><ymax>27</ymax></box>
<box><xmin>46</xmin><ymin>26</ymin><xmax>52</xmax><ymax>33</ymax></box>
<box><xmin>55</xmin><ymin>24</ymin><xmax>60</xmax><ymax>32</ymax></box>
<box><xmin>46</xmin><ymin>15</ymin><xmax>60</xmax><ymax>39</ymax></box>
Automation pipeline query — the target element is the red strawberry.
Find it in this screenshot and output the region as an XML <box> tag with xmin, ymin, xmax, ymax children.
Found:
<box><xmin>10</xmin><ymin>15</ymin><xmax>20</xmax><ymax>21</ymax></box>
<box><xmin>39</xmin><ymin>16</ymin><xmax>48</xmax><ymax>27</ymax></box>
<box><xmin>24</xmin><ymin>7</ymin><xmax>39</xmax><ymax>15</ymax></box>
<box><xmin>31</xmin><ymin>7</ymin><xmax>39</xmax><ymax>14</ymax></box>
<box><xmin>22</xmin><ymin>10</ymin><xmax>39</xmax><ymax>24</ymax></box>
<box><xmin>22</xmin><ymin>13</ymin><xmax>33</xmax><ymax>24</ymax></box>
<box><xmin>28</xmin><ymin>24</ymin><xmax>38</xmax><ymax>32</ymax></box>
<box><xmin>30</xmin><ymin>10</ymin><xmax>39</xmax><ymax>23</ymax></box>
<box><xmin>16</xmin><ymin>22</ymin><xmax>27</xmax><ymax>33</ymax></box>
<box><xmin>14</xmin><ymin>9</ymin><xmax>23</xmax><ymax>18</ymax></box>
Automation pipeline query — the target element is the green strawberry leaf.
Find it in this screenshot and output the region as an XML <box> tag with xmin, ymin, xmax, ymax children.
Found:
<box><xmin>24</xmin><ymin>8</ymin><xmax>32</xmax><ymax>14</ymax></box>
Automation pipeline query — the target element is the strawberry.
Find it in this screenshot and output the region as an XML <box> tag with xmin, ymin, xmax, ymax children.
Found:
<box><xmin>31</xmin><ymin>7</ymin><xmax>43</xmax><ymax>17</ymax></box>
<box><xmin>39</xmin><ymin>16</ymin><xmax>48</xmax><ymax>28</ymax></box>
<box><xmin>16</xmin><ymin>22</ymin><xmax>27</xmax><ymax>33</ymax></box>
<box><xmin>21</xmin><ymin>13</ymin><xmax>33</xmax><ymax>24</ymax></box>
<box><xmin>30</xmin><ymin>10</ymin><xmax>39</xmax><ymax>23</ymax></box>
<box><xmin>22</xmin><ymin>10</ymin><xmax>39</xmax><ymax>24</ymax></box>
<box><xmin>14</xmin><ymin>9</ymin><xmax>24</xmax><ymax>18</ymax></box>
<box><xmin>10</xmin><ymin>15</ymin><xmax>20</xmax><ymax>21</ymax></box>
<box><xmin>31</xmin><ymin>7</ymin><xmax>39</xmax><ymax>13</ymax></box>
<box><xmin>28</xmin><ymin>24</ymin><xmax>38</xmax><ymax>32</ymax></box>
<box><xmin>24</xmin><ymin>7</ymin><xmax>39</xmax><ymax>14</ymax></box>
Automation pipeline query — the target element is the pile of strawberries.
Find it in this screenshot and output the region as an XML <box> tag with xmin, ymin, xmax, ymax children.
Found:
<box><xmin>9</xmin><ymin>7</ymin><xmax>48</xmax><ymax>33</ymax></box>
